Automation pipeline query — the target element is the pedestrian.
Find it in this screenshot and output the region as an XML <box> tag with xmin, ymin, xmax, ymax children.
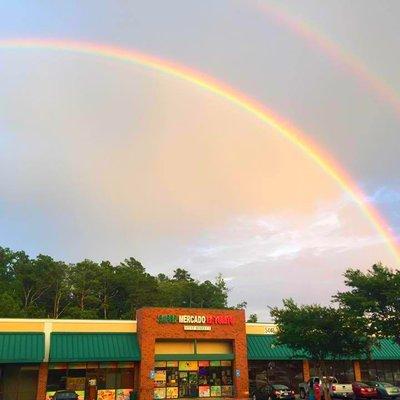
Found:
<box><xmin>309</xmin><ymin>380</ymin><xmax>315</xmax><ymax>400</ymax></box>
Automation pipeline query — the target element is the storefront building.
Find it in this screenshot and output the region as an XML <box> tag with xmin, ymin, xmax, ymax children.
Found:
<box><xmin>1</xmin><ymin>307</ymin><xmax>400</xmax><ymax>400</ymax></box>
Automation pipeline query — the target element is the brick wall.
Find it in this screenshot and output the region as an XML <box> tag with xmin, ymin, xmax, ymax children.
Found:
<box><xmin>36</xmin><ymin>362</ymin><xmax>48</xmax><ymax>400</ymax></box>
<box><xmin>136</xmin><ymin>307</ymin><xmax>249</xmax><ymax>400</ymax></box>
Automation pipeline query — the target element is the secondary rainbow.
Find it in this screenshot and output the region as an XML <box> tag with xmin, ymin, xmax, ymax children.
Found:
<box><xmin>1</xmin><ymin>37</ymin><xmax>398</xmax><ymax>262</ymax></box>
<box><xmin>253</xmin><ymin>1</ymin><xmax>400</xmax><ymax>118</ymax></box>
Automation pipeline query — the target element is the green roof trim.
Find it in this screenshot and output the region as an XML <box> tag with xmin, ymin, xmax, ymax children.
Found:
<box><xmin>247</xmin><ymin>335</ymin><xmax>400</xmax><ymax>361</ymax></box>
<box><xmin>50</xmin><ymin>333</ymin><xmax>140</xmax><ymax>362</ymax></box>
<box><xmin>0</xmin><ymin>332</ymin><xmax>44</xmax><ymax>363</ymax></box>
<box><xmin>247</xmin><ymin>335</ymin><xmax>303</xmax><ymax>360</ymax></box>
<box><xmin>155</xmin><ymin>353</ymin><xmax>234</xmax><ymax>361</ymax></box>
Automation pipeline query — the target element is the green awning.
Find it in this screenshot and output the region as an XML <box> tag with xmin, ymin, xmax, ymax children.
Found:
<box><xmin>50</xmin><ymin>333</ymin><xmax>140</xmax><ymax>362</ymax></box>
<box><xmin>247</xmin><ymin>335</ymin><xmax>400</xmax><ymax>361</ymax></box>
<box><xmin>371</xmin><ymin>339</ymin><xmax>400</xmax><ymax>360</ymax></box>
<box><xmin>247</xmin><ymin>335</ymin><xmax>303</xmax><ymax>360</ymax></box>
<box><xmin>0</xmin><ymin>332</ymin><xmax>44</xmax><ymax>363</ymax></box>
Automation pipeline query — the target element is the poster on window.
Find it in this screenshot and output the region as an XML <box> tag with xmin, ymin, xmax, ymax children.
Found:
<box><xmin>210</xmin><ymin>386</ymin><xmax>222</xmax><ymax>397</ymax></box>
<box><xmin>166</xmin><ymin>387</ymin><xmax>179</xmax><ymax>398</ymax></box>
<box><xmin>76</xmin><ymin>391</ymin><xmax>85</xmax><ymax>400</ymax></box>
<box><xmin>199</xmin><ymin>386</ymin><xmax>211</xmax><ymax>397</ymax></box>
<box><xmin>97</xmin><ymin>389</ymin><xmax>116</xmax><ymax>400</ymax></box>
<box><xmin>67</xmin><ymin>377</ymin><xmax>86</xmax><ymax>391</ymax></box>
<box><xmin>46</xmin><ymin>391</ymin><xmax>56</xmax><ymax>400</ymax></box>
<box><xmin>154</xmin><ymin>388</ymin><xmax>166</xmax><ymax>399</ymax></box>
<box><xmin>222</xmin><ymin>386</ymin><xmax>233</xmax><ymax>397</ymax></box>
<box><xmin>116</xmin><ymin>389</ymin><xmax>133</xmax><ymax>400</ymax></box>
<box><xmin>178</xmin><ymin>361</ymin><xmax>198</xmax><ymax>371</ymax></box>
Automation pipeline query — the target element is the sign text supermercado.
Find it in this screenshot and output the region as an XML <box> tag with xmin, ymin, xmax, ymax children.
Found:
<box><xmin>157</xmin><ymin>314</ymin><xmax>234</xmax><ymax>325</ymax></box>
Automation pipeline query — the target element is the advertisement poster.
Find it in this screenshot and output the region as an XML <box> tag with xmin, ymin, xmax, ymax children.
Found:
<box><xmin>46</xmin><ymin>391</ymin><xmax>56</xmax><ymax>400</ymax></box>
<box><xmin>221</xmin><ymin>361</ymin><xmax>231</xmax><ymax>367</ymax></box>
<box><xmin>76</xmin><ymin>391</ymin><xmax>85</xmax><ymax>400</ymax></box>
<box><xmin>222</xmin><ymin>386</ymin><xmax>233</xmax><ymax>397</ymax></box>
<box><xmin>154</xmin><ymin>388</ymin><xmax>166</xmax><ymax>399</ymax></box>
<box><xmin>116</xmin><ymin>389</ymin><xmax>133</xmax><ymax>400</ymax></box>
<box><xmin>199</xmin><ymin>386</ymin><xmax>211</xmax><ymax>397</ymax></box>
<box><xmin>67</xmin><ymin>377</ymin><xmax>86</xmax><ymax>391</ymax></box>
<box><xmin>178</xmin><ymin>361</ymin><xmax>198</xmax><ymax>371</ymax></box>
<box><xmin>210</xmin><ymin>386</ymin><xmax>222</xmax><ymax>397</ymax></box>
<box><xmin>166</xmin><ymin>361</ymin><xmax>178</xmax><ymax>368</ymax></box>
<box><xmin>166</xmin><ymin>387</ymin><xmax>179</xmax><ymax>399</ymax></box>
<box><xmin>97</xmin><ymin>389</ymin><xmax>116</xmax><ymax>400</ymax></box>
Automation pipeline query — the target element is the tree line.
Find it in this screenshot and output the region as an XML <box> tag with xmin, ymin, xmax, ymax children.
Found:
<box><xmin>0</xmin><ymin>246</ymin><xmax>234</xmax><ymax>319</ymax></box>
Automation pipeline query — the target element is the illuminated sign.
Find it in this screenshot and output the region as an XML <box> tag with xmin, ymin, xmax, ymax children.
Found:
<box><xmin>157</xmin><ymin>314</ymin><xmax>234</xmax><ymax>325</ymax></box>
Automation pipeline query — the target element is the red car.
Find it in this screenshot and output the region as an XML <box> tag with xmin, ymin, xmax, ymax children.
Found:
<box><xmin>352</xmin><ymin>382</ymin><xmax>378</xmax><ymax>400</ymax></box>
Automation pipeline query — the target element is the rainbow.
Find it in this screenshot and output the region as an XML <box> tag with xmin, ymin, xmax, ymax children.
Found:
<box><xmin>253</xmin><ymin>1</ymin><xmax>400</xmax><ymax>118</ymax></box>
<box><xmin>0</xmin><ymin>37</ymin><xmax>399</xmax><ymax>262</ymax></box>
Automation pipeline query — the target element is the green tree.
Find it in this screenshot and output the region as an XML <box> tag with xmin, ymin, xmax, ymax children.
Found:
<box><xmin>335</xmin><ymin>263</ymin><xmax>400</xmax><ymax>345</ymax></box>
<box><xmin>247</xmin><ymin>314</ymin><xmax>258</xmax><ymax>323</ymax></box>
<box><xmin>270</xmin><ymin>298</ymin><xmax>373</xmax><ymax>394</ymax></box>
<box><xmin>66</xmin><ymin>259</ymin><xmax>101</xmax><ymax>319</ymax></box>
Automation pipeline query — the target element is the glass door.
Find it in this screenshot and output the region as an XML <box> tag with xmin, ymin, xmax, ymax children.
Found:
<box><xmin>179</xmin><ymin>372</ymin><xmax>189</xmax><ymax>397</ymax></box>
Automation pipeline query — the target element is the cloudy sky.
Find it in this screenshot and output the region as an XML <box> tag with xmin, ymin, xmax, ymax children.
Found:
<box><xmin>1</xmin><ymin>1</ymin><xmax>399</xmax><ymax>320</ymax></box>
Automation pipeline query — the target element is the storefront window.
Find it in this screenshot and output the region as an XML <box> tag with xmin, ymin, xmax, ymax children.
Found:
<box><xmin>248</xmin><ymin>361</ymin><xmax>303</xmax><ymax>392</ymax></box>
<box><xmin>309</xmin><ymin>361</ymin><xmax>354</xmax><ymax>383</ymax></box>
<box><xmin>0</xmin><ymin>364</ymin><xmax>39</xmax><ymax>400</ymax></box>
<box><xmin>154</xmin><ymin>360</ymin><xmax>233</xmax><ymax>399</ymax></box>
<box><xmin>46</xmin><ymin>362</ymin><xmax>135</xmax><ymax>400</ymax></box>
<box><xmin>360</xmin><ymin>360</ymin><xmax>400</xmax><ymax>385</ymax></box>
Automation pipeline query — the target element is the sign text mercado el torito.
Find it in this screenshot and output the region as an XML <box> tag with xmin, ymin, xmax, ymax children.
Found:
<box><xmin>156</xmin><ymin>314</ymin><xmax>234</xmax><ymax>331</ymax></box>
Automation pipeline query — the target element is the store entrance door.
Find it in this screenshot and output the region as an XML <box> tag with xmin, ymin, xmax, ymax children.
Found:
<box><xmin>178</xmin><ymin>371</ymin><xmax>198</xmax><ymax>397</ymax></box>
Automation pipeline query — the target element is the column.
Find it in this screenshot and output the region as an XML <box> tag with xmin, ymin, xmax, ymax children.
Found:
<box><xmin>36</xmin><ymin>362</ymin><xmax>49</xmax><ymax>400</ymax></box>
<box><xmin>302</xmin><ymin>360</ymin><xmax>310</xmax><ymax>382</ymax></box>
<box><xmin>354</xmin><ymin>361</ymin><xmax>361</xmax><ymax>381</ymax></box>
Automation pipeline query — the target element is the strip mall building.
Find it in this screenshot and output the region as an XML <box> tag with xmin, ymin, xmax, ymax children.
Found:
<box><xmin>1</xmin><ymin>307</ymin><xmax>400</xmax><ymax>400</ymax></box>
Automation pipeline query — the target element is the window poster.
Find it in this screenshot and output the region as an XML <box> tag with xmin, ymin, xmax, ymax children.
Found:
<box><xmin>155</xmin><ymin>369</ymin><xmax>167</xmax><ymax>387</ymax></box>
<box><xmin>210</xmin><ymin>361</ymin><xmax>221</xmax><ymax>367</ymax></box>
<box><xmin>76</xmin><ymin>391</ymin><xmax>85</xmax><ymax>400</ymax></box>
<box><xmin>154</xmin><ymin>388</ymin><xmax>166</xmax><ymax>399</ymax></box>
<box><xmin>166</xmin><ymin>361</ymin><xmax>178</xmax><ymax>368</ymax></box>
<box><xmin>178</xmin><ymin>361</ymin><xmax>198</xmax><ymax>371</ymax></box>
<box><xmin>116</xmin><ymin>389</ymin><xmax>133</xmax><ymax>400</ymax></box>
<box><xmin>199</xmin><ymin>361</ymin><xmax>210</xmax><ymax>367</ymax></box>
<box><xmin>222</xmin><ymin>386</ymin><xmax>233</xmax><ymax>397</ymax></box>
<box><xmin>210</xmin><ymin>386</ymin><xmax>222</xmax><ymax>397</ymax></box>
<box><xmin>97</xmin><ymin>390</ymin><xmax>115</xmax><ymax>400</ymax></box>
<box><xmin>155</xmin><ymin>361</ymin><xmax>167</xmax><ymax>368</ymax></box>
<box><xmin>199</xmin><ymin>386</ymin><xmax>211</xmax><ymax>397</ymax></box>
<box><xmin>221</xmin><ymin>361</ymin><xmax>232</xmax><ymax>367</ymax></box>
<box><xmin>66</xmin><ymin>377</ymin><xmax>86</xmax><ymax>391</ymax></box>
<box><xmin>166</xmin><ymin>387</ymin><xmax>179</xmax><ymax>398</ymax></box>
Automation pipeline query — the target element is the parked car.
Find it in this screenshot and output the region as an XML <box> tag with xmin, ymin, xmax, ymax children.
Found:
<box><xmin>365</xmin><ymin>382</ymin><xmax>400</xmax><ymax>399</ymax></box>
<box><xmin>352</xmin><ymin>382</ymin><xmax>378</xmax><ymax>400</ymax></box>
<box><xmin>252</xmin><ymin>384</ymin><xmax>295</xmax><ymax>400</ymax></box>
<box><xmin>51</xmin><ymin>391</ymin><xmax>79</xmax><ymax>400</ymax></box>
<box><xmin>329</xmin><ymin>379</ymin><xmax>353</xmax><ymax>398</ymax></box>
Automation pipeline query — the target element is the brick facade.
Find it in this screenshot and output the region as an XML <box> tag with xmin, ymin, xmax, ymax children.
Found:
<box><xmin>136</xmin><ymin>307</ymin><xmax>249</xmax><ymax>400</ymax></box>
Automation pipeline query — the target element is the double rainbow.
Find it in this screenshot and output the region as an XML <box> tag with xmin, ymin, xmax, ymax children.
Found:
<box><xmin>0</xmin><ymin>38</ymin><xmax>398</xmax><ymax>262</ymax></box>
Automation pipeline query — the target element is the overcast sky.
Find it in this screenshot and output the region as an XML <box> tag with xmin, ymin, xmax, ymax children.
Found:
<box><xmin>1</xmin><ymin>1</ymin><xmax>399</xmax><ymax>320</ymax></box>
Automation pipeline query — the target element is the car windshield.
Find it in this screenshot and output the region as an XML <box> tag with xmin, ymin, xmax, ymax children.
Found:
<box><xmin>273</xmin><ymin>385</ymin><xmax>289</xmax><ymax>390</ymax></box>
<box><xmin>358</xmin><ymin>383</ymin><xmax>370</xmax><ymax>388</ymax></box>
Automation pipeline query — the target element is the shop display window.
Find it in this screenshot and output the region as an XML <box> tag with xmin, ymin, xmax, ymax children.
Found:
<box><xmin>154</xmin><ymin>360</ymin><xmax>233</xmax><ymax>399</ymax></box>
<box><xmin>46</xmin><ymin>363</ymin><xmax>135</xmax><ymax>400</ymax></box>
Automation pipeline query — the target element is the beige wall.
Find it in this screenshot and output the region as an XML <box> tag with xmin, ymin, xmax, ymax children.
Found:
<box><xmin>155</xmin><ymin>340</ymin><xmax>195</xmax><ymax>354</ymax></box>
<box><xmin>196</xmin><ymin>340</ymin><xmax>232</xmax><ymax>354</ymax></box>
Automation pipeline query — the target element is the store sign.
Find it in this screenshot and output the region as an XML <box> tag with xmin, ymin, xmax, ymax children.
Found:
<box><xmin>157</xmin><ymin>314</ymin><xmax>234</xmax><ymax>325</ymax></box>
<box><xmin>183</xmin><ymin>325</ymin><xmax>211</xmax><ymax>331</ymax></box>
<box><xmin>264</xmin><ymin>325</ymin><xmax>278</xmax><ymax>335</ymax></box>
